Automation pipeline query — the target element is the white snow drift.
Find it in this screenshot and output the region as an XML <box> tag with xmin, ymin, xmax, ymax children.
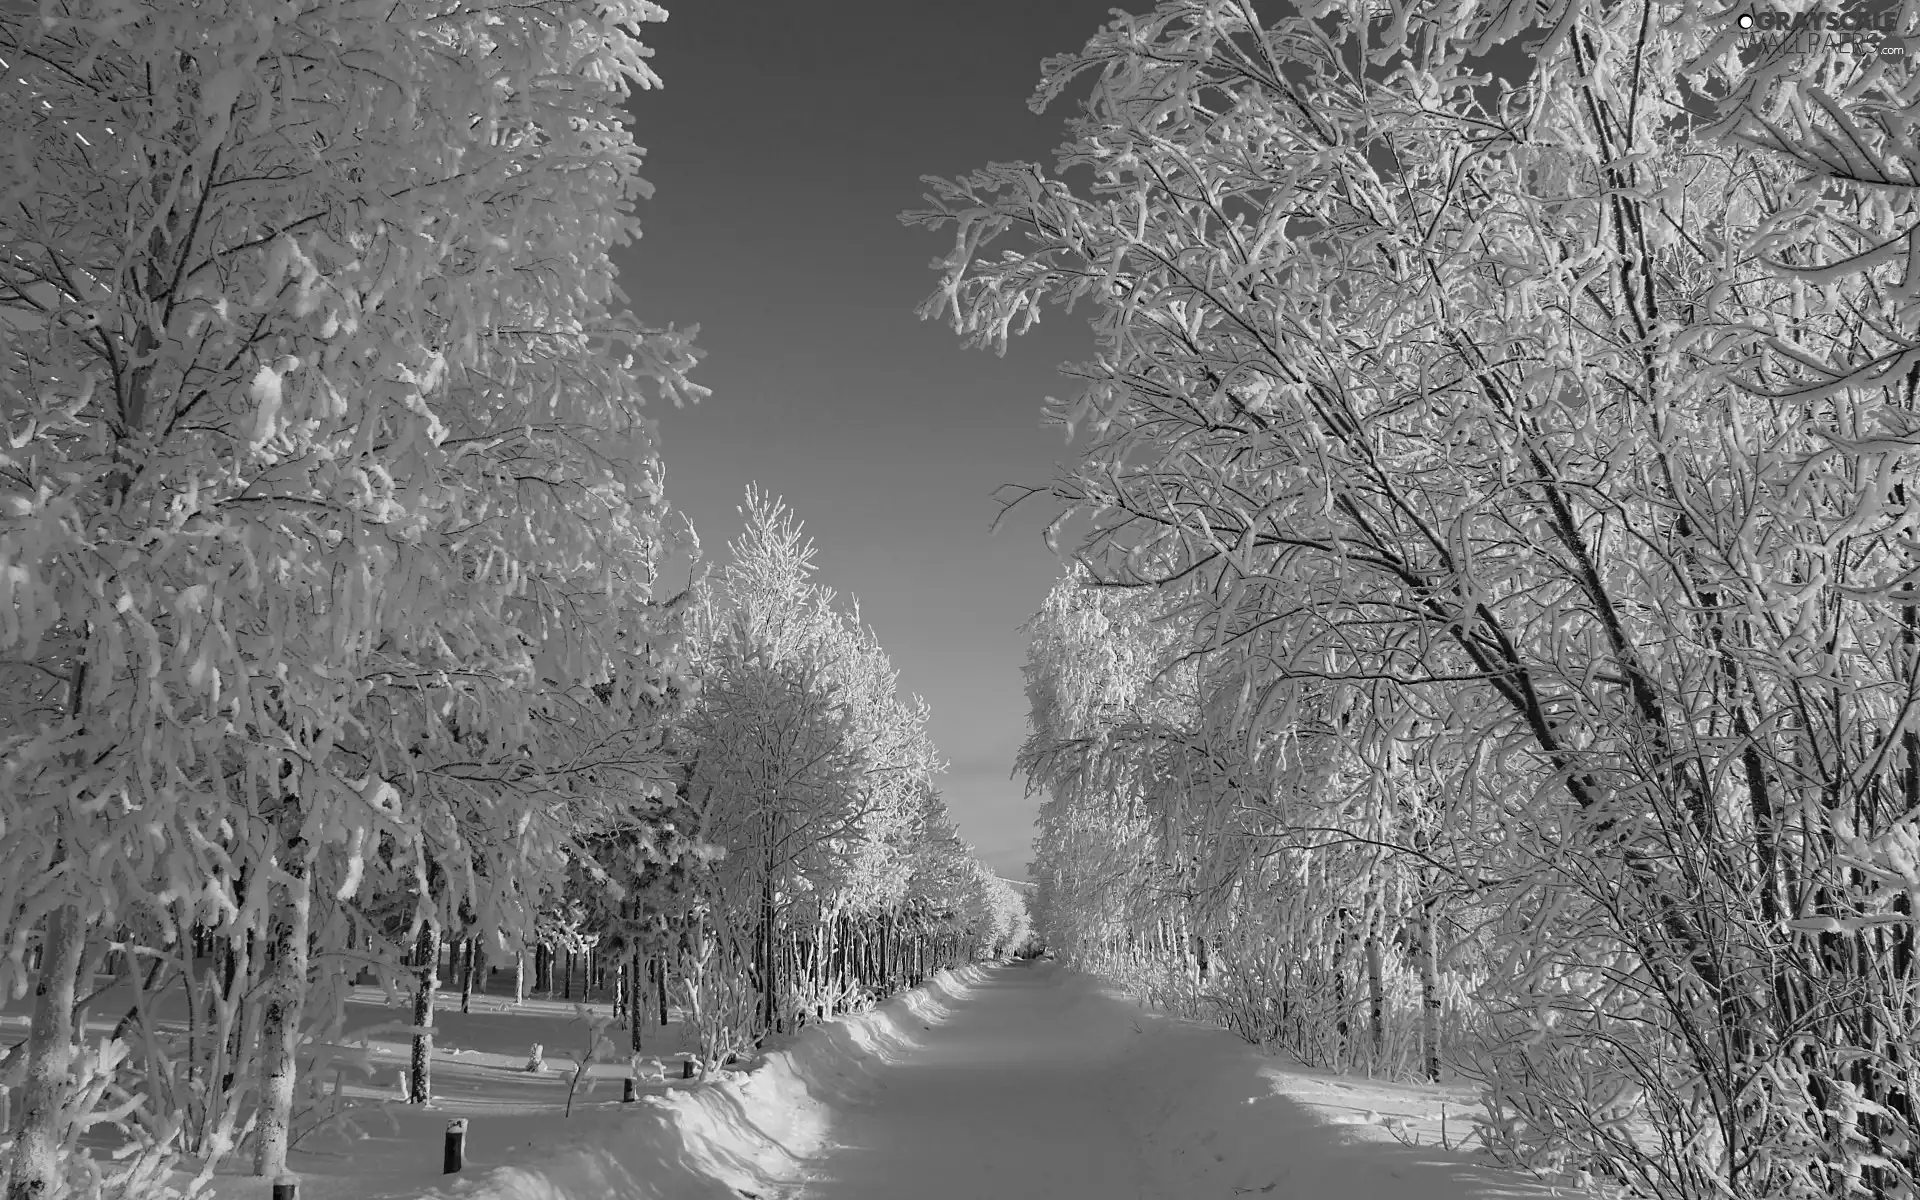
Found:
<box><xmin>403</xmin><ymin>967</ymin><xmax>984</xmax><ymax>1200</ymax></box>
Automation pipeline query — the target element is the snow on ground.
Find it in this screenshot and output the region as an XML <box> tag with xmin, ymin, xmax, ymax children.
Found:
<box><xmin>395</xmin><ymin>967</ymin><xmax>984</xmax><ymax>1200</ymax></box>
<box><xmin>775</xmin><ymin>961</ymin><xmax>1584</xmax><ymax>1200</ymax></box>
<box><xmin>196</xmin><ymin>984</ymin><xmax>713</xmax><ymax>1200</ymax></box>
<box><xmin>7</xmin><ymin>962</ymin><xmax>1593</xmax><ymax>1199</ymax></box>
<box><xmin>0</xmin><ymin>970</ymin><xmax>704</xmax><ymax>1199</ymax></box>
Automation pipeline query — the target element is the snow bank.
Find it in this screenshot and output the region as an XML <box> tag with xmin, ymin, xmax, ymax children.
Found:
<box><xmin>407</xmin><ymin>966</ymin><xmax>989</xmax><ymax>1200</ymax></box>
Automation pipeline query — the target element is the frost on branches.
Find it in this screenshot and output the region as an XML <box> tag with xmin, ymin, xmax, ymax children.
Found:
<box><xmin>0</xmin><ymin>0</ymin><xmax>703</xmax><ymax>1194</ymax></box>
<box><xmin>913</xmin><ymin>0</ymin><xmax>1920</xmax><ymax>1196</ymax></box>
<box><xmin>671</xmin><ymin>491</ymin><xmax>1026</xmax><ymax>1068</ymax></box>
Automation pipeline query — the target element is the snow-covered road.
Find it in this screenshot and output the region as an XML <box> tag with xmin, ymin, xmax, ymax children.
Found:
<box><xmin>787</xmin><ymin>960</ymin><xmax>1153</xmax><ymax>1199</ymax></box>
<box><xmin>784</xmin><ymin>962</ymin><xmax>1572</xmax><ymax>1200</ymax></box>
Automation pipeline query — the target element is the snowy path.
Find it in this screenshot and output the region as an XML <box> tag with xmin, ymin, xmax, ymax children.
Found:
<box><xmin>784</xmin><ymin>962</ymin><xmax>1573</xmax><ymax>1200</ymax></box>
<box><xmin>786</xmin><ymin>960</ymin><xmax>1153</xmax><ymax>1199</ymax></box>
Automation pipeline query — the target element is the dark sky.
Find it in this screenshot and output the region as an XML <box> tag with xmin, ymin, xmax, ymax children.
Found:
<box><xmin>615</xmin><ymin>1</ymin><xmax>1130</xmax><ymax>879</ymax></box>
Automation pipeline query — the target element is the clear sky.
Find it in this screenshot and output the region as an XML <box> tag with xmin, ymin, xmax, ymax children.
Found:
<box><xmin>614</xmin><ymin>1</ymin><xmax>1129</xmax><ymax>879</ymax></box>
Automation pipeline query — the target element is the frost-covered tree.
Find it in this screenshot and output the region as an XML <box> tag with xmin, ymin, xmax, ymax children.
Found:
<box><xmin>0</xmin><ymin>0</ymin><xmax>700</xmax><ymax>1192</ymax></box>
<box><xmin>900</xmin><ymin>793</ymin><xmax>1028</xmax><ymax>967</ymax></box>
<box><xmin>685</xmin><ymin>622</ymin><xmax>863</xmax><ymax>1035</ymax></box>
<box><xmin>676</xmin><ymin>491</ymin><xmax>987</xmax><ymax>1053</ymax></box>
<box><xmin>959</xmin><ymin>864</ymin><xmax>1030</xmax><ymax>962</ymax></box>
<box><xmin>1021</xmin><ymin>566</ymin><xmax>1485</xmax><ymax>1074</ymax></box>
<box><xmin>913</xmin><ymin>1</ymin><xmax>1920</xmax><ymax>1193</ymax></box>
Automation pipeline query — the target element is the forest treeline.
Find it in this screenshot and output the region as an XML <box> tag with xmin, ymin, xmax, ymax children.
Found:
<box><xmin>906</xmin><ymin>1</ymin><xmax>1920</xmax><ymax>1197</ymax></box>
<box><xmin>0</xmin><ymin>3</ymin><xmax>1024</xmax><ymax>1198</ymax></box>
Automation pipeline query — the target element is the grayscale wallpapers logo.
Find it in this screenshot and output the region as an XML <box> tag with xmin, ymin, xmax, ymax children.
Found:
<box><xmin>1731</xmin><ymin>4</ymin><xmax>1911</xmax><ymax>55</ymax></box>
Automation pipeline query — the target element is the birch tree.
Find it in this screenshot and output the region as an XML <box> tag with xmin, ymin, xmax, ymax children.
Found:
<box><xmin>0</xmin><ymin>0</ymin><xmax>700</xmax><ymax>1191</ymax></box>
<box><xmin>679</xmin><ymin>491</ymin><xmax>983</xmax><ymax>1041</ymax></box>
<box><xmin>912</xmin><ymin>0</ymin><xmax>1920</xmax><ymax>1192</ymax></box>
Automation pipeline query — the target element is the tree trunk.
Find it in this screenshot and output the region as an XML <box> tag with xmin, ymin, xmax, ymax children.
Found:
<box><xmin>1174</xmin><ymin>910</ymin><xmax>1193</xmax><ymax>984</ymax></box>
<box><xmin>827</xmin><ymin>917</ymin><xmax>840</xmax><ymax>1003</ymax></box>
<box><xmin>1365</xmin><ymin>925</ymin><xmax>1385</xmax><ymax>1071</ymax></box>
<box><xmin>109</xmin><ymin>955</ymin><xmax>169</xmax><ymax>1044</ymax></box>
<box><xmin>1416</xmin><ymin>897</ymin><xmax>1442</xmax><ymax>1083</ymax></box>
<box><xmin>655</xmin><ymin>954</ymin><xmax>668</xmax><ymax>1026</ymax></box>
<box><xmin>880</xmin><ymin>913</ymin><xmax>891</xmax><ymax>991</ymax></box>
<box><xmin>813</xmin><ymin>923</ymin><xmax>827</xmax><ymax>999</ymax></box>
<box><xmin>5</xmin><ymin>904</ymin><xmax>88</xmax><ymax>1200</ymax></box>
<box><xmin>757</xmin><ymin>830</ymin><xmax>777</xmax><ymax>1034</ymax></box>
<box><xmin>629</xmin><ymin>949</ymin><xmax>644</xmax><ymax>1053</ymax></box>
<box><xmin>207</xmin><ymin>930</ymin><xmax>264</xmax><ymax>1160</ymax></box>
<box><xmin>255</xmin><ymin>845</ymin><xmax>315</xmax><ymax>1178</ymax></box>
<box><xmin>1332</xmin><ymin>924</ymin><xmax>1351</xmax><ymax>1068</ymax></box>
<box><xmin>461</xmin><ymin>938</ymin><xmax>482</xmax><ymax>1015</ymax></box>
<box><xmin>409</xmin><ymin>922</ymin><xmax>440</xmax><ymax>1105</ymax></box>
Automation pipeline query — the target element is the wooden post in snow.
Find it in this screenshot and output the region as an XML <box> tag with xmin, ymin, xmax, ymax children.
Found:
<box><xmin>443</xmin><ymin>1119</ymin><xmax>467</xmax><ymax>1173</ymax></box>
